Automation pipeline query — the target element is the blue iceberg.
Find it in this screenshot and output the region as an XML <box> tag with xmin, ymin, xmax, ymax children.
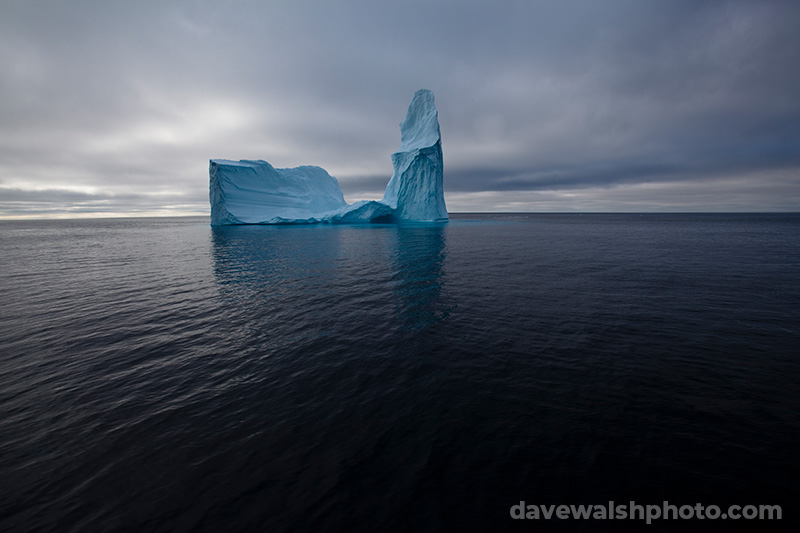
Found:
<box><xmin>210</xmin><ymin>89</ymin><xmax>447</xmax><ymax>225</ymax></box>
<box><xmin>382</xmin><ymin>89</ymin><xmax>447</xmax><ymax>221</ymax></box>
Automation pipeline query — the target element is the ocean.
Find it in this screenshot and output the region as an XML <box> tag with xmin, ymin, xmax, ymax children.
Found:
<box><xmin>1</xmin><ymin>213</ymin><xmax>798</xmax><ymax>531</ymax></box>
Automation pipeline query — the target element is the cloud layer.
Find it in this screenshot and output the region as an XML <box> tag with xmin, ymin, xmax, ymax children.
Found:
<box><xmin>1</xmin><ymin>0</ymin><xmax>799</xmax><ymax>216</ymax></box>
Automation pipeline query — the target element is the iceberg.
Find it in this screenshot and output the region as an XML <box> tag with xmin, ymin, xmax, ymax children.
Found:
<box><xmin>209</xmin><ymin>89</ymin><xmax>447</xmax><ymax>225</ymax></box>
<box><xmin>382</xmin><ymin>89</ymin><xmax>448</xmax><ymax>221</ymax></box>
<box><xmin>209</xmin><ymin>160</ymin><xmax>346</xmax><ymax>226</ymax></box>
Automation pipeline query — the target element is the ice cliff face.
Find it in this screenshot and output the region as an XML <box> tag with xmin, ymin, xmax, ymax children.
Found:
<box><xmin>209</xmin><ymin>90</ymin><xmax>447</xmax><ymax>225</ymax></box>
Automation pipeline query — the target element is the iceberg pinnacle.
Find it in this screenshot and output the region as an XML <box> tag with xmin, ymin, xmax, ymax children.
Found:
<box><xmin>209</xmin><ymin>89</ymin><xmax>447</xmax><ymax>225</ymax></box>
<box><xmin>382</xmin><ymin>89</ymin><xmax>448</xmax><ymax>221</ymax></box>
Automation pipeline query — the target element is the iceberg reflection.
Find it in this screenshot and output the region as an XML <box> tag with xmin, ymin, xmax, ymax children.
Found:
<box><xmin>210</xmin><ymin>223</ymin><xmax>449</xmax><ymax>343</ymax></box>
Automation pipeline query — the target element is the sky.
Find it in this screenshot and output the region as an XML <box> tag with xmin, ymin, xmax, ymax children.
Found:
<box><xmin>1</xmin><ymin>0</ymin><xmax>799</xmax><ymax>217</ymax></box>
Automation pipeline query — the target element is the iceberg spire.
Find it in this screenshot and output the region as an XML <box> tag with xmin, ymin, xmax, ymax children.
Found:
<box><xmin>382</xmin><ymin>89</ymin><xmax>448</xmax><ymax>221</ymax></box>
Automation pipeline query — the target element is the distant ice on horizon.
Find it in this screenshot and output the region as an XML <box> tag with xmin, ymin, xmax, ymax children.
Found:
<box><xmin>209</xmin><ymin>89</ymin><xmax>447</xmax><ymax>226</ymax></box>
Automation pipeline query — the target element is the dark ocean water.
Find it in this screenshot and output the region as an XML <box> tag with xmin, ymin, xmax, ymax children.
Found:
<box><xmin>1</xmin><ymin>213</ymin><xmax>798</xmax><ymax>532</ymax></box>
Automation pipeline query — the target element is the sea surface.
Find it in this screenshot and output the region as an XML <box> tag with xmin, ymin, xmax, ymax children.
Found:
<box><xmin>1</xmin><ymin>213</ymin><xmax>798</xmax><ymax>532</ymax></box>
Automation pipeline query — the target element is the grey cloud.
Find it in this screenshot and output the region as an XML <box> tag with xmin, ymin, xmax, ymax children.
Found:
<box><xmin>1</xmin><ymin>0</ymin><xmax>799</xmax><ymax>216</ymax></box>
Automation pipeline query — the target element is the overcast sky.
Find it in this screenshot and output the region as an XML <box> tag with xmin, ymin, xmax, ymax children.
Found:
<box><xmin>1</xmin><ymin>0</ymin><xmax>799</xmax><ymax>217</ymax></box>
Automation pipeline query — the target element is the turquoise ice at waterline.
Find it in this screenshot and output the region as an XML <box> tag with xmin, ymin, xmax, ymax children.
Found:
<box><xmin>209</xmin><ymin>90</ymin><xmax>447</xmax><ymax>225</ymax></box>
